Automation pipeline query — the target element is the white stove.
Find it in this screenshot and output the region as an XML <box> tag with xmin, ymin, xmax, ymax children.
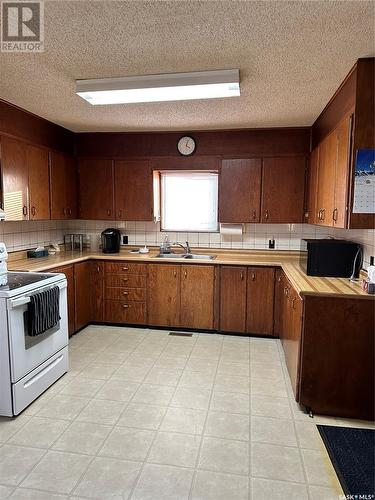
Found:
<box><xmin>0</xmin><ymin>271</ymin><xmax>69</xmax><ymax>416</ymax></box>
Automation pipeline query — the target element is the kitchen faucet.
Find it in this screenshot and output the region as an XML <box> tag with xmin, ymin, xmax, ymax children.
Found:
<box><xmin>172</xmin><ymin>241</ymin><xmax>191</xmax><ymax>255</ymax></box>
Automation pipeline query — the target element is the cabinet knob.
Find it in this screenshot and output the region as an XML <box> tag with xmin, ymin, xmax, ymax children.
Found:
<box><xmin>332</xmin><ymin>208</ymin><xmax>338</xmax><ymax>222</ymax></box>
<box><xmin>321</xmin><ymin>208</ymin><xmax>325</xmax><ymax>221</ymax></box>
<box><xmin>240</xmin><ymin>271</ymin><xmax>244</xmax><ymax>280</ymax></box>
<box><xmin>184</xmin><ymin>270</ymin><xmax>187</xmax><ymax>278</ymax></box>
<box><xmin>107</xmin><ymin>209</ymin><xmax>111</xmax><ymax>216</ymax></box>
<box><xmin>251</xmin><ymin>272</ymin><xmax>255</xmax><ymax>281</ymax></box>
<box><xmin>118</xmin><ymin>210</ymin><xmax>122</xmax><ymax>218</ymax></box>
<box><xmin>173</xmin><ymin>270</ymin><xmax>177</xmax><ymax>277</ymax></box>
<box><xmin>278</xmin><ymin>275</ymin><xmax>282</xmax><ymax>282</ymax></box>
<box><xmin>291</xmin><ymin>298</ymin><xmax>296</xmax><ymax>310</ymax></box>
<box><xmin>63</xmin><ymin>207</ymin><xmax>66</xmax><ymax>216</ymax></box>
<box><xmin>265</xmin><ymin>210</ymin><xmax>269</xmax><ymax>220</ymax></box>
<box><xmin>68</xmin><ymin>208</ymin><xmax>72</xmax><ymax>216</ymax></box>
<box><xmin>252</xmin><ymin>210</ymin><xmax>256</xmax><ymax>220</ymax></box>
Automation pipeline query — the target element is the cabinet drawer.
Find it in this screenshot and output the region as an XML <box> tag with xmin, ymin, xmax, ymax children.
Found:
<box><xmin>105</xmin><ymin>262</ymin><xmax>147</xmax><ymax>274</ymax></box>
<box><xmin>105</xmin><ymin>287</ymin><xmax>146</xmax><ymax>301</ymax></box>
<box><xmin>104</xmin><ymin>300</ymin><xmax>146</xmax><ymax>324</ymax></box>
<box><xmin>105</xmin><ymin>274</ymin><xmax>147</xmax><ymax>288</ymax></box>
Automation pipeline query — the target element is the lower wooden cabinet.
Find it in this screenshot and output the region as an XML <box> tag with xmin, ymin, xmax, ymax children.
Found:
<box><xmin>74</xmin><ymin>261</ymin><xmax>92</xmax><ymax>331</ymax></box>
<box><xmin>147</xmin><ymin>264</ymin><xmax>215</xmax><ymax>329</ymax></box>
<box><xmin>180</xmin><ymin>265</ymin><xmax>215</xmax><ymax>330</ymax></box>
<box><xmin>219</xmin><ymin>265</ymin><xmax>275</xmax><ymax>335</ymax></box>
<box><xmin>219</xmin><ymin>266</ymin><xmax>247</xmax><ymax>333</ymax></box>
<box><xmin>104</xmin><ymin>261</ymin><xmax>147</xmax><ymax>325</ymax></box>
<box><xmin>90</xmin><ymin>261</ymin><xmax>104</xmax><ymax>322</ymax></box>
<box><xmin>246</xmin><ymin>266</ymin><xmax>275</xmax><ymax>335</ymax></box>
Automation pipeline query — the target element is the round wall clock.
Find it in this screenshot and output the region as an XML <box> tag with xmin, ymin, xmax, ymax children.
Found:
<box><xmin>177</xmin><ymin>136</ymin><xmax>196</xmax><ymax>156</ymax></box>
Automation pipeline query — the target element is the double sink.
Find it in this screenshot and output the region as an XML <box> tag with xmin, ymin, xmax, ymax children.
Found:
<box><xmin>153</xmin><ymin>253</ymin><xmax>216</xmax><ymax>260</ymax></box>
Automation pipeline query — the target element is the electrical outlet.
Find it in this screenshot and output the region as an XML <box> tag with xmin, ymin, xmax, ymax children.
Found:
<box><xmin>121</xmin><ymin>234</ymin><xmax>128</xmax><ymax>245</ymax></box>
<box><xmin>370</xmin><ymin>256</ymin><xmax>374</xmax><ymax>266</ymax></box>
<box><xmin>268</xmin><ymin>239</ymin><xmax>275</xmax><ymax>249</ymax></box>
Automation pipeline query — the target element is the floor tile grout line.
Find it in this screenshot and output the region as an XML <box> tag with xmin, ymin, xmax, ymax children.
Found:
<box><xmin>187</xmin><ymin>334</ymin><xmax>224</xmax><ymax>500</ymax></box>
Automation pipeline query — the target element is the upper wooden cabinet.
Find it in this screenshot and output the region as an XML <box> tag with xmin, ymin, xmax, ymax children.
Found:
<box><xmin>115</xmin><ymin>160</ymin><xmax>154</xmax><ymax>221</ymax></box>
<box><xmin>27</xmin><ymin>145</ymin><xmax>50</xmax><ymax>220</ymax></box>
<box><xmin>219</xmin><ymin>159</ymin><xmax>261</xmax><ymax>223</ymax></box>
<box><xmin>78</xmin><ymin>159</ymin><xmax>114</xmax><ymax>220</ymax></box>
<box><xmin>1</xmin><ymin>137</ymin><xmax>29</xmax><ymax>220</ymax></box>
<box><xmin>307</xmin><ymin>147</ymin><xmax>319</xmax><ymax>225</ymax></box>
<box><xmin>261</xmin><ymin>157</ymin><xmax>306</xmax><ymax>223</ymax></box>
<box><xmin>1</xmin><ymin>136</ymin><xmax>50</xmax><ymax>221</ymax></box>
<box><xmin>310</xmin><ymin>114</ymin><xmax>352</xmax><ymax>228</ymax></box>
<box><xmin>50</xmin><ymin>151</ymin><xmax>77</xmax><ymax>220</ymax></box>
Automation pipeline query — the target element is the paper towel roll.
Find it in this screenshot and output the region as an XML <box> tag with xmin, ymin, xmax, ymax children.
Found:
<box><xmin>220</xmin><ymin>224</ymin><xmax>243</xmax><ymax>236</ymax></box>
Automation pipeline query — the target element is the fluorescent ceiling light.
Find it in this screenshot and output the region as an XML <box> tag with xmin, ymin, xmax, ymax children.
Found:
<box><xmin>76</xmin><ymin>69</ymin><xmax>240</xmax><ymax>105</ymax></box>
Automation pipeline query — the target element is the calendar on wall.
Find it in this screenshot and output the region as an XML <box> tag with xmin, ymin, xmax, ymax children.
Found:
<box><xmin>352</xmin><ymin>149</ymin><xmax>375</xmax><ymax>213</ymax></box>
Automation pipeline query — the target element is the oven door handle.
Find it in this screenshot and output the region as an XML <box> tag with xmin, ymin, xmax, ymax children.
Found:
<box><xmin>8</xmin><ymin>296</ymin><xmax>31</xmax><ymax>310</ymax></box>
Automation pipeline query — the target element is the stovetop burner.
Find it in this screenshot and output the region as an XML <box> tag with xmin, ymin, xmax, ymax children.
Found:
<box><xmin>0</xmin><ymin>272</ymin><xmax>55</xmax><ymax>291</ymax></box>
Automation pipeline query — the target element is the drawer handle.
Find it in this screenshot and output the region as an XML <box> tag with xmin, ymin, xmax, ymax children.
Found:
<box><xmin>321</xmin><ymin>208</ymin><xmax>325</xmax><ymax>221</ymax></box>
<box><xmin>252</xmin><ymin>210</ymin><xmax>256</xmax><ymax>220</ymax></box>
<box><xmin>265</xmin><ymin>210</ymin><xmax>269</xmax><ymax>220</ymax></box>
<box><xmin>184</xmin><ymin>270</ymin><xmax>187</xmax><ymax>278</ymax></box>
<box><xmin>333</xmin><ymin>208</ymin><xmax>338</xmax><ymax>222</ymax></box>
<box><xmin>122</xmin><ymin>291</ymin><xmax>129</xmax><ymax>295</ymax></box>
<box><xmin>240</xmin><ymin>271</ymin><xmax>244</xmax><ymax>281</ymax></box>
<box><xmin>122</xmin><ymin>267</ymin><xmax>129</xmax><ymax>271</ymax></box>
<box><xmin>23</xmin><ymin>205</ymin><xmax>28</xmax><ymax>216</ymax></box>
<box><xmin>123</xmin><ymin>304</ymin><xmax>130</xmax><ymax>308</ymax></box>
<box><xmin>63</xmin><ymin>207</ymin><xmax>66</xmax><ymax>216</ymax></box>
<box><xmin>291</xmin><ymin>298</ymin><xmax>296</xmax><ymax>310</ymax></box>
<box><xmin>31</xmin><ymin>206</ymin><xmax>36</xmax><ymax>216</ymax></box>
<box><xmin>122</xmin><ymin>278</ymin><xmax>129</xmax><ymax>282</ymax></box>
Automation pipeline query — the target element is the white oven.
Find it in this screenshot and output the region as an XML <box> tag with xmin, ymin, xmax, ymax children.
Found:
<box><xmin>0</xmin><ymin>272</ymin><xmax>69</xmax><ymax>416</ymax></box>
<box><xmin>7</xmin><ymin>280</ymin><xmax>68</xmax><ymax>382</ymax></box>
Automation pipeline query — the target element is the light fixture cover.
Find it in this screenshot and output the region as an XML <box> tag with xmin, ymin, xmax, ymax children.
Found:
<box><xmin>76</xmin><ymin>69</ymin><xmax>240</xmax><ymax>105</ymax></box>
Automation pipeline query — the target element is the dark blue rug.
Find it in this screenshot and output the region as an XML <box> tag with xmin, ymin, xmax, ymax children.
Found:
<box><xmin>317</xmin><ymin>425</ymin><xmax>375</xmax><ymax>497</ymax></box>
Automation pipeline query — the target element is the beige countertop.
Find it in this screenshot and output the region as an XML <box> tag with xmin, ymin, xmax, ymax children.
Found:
<box><xmin>8</xmin><ymin>247</ymin><xmax>371</xmax><ymax>299</ymax></box>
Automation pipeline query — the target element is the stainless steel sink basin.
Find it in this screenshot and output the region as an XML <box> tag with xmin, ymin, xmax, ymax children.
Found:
<box><xmin>153</xmin><ymin>253</ymin><xmax>216</xmax><ymax>260</ymax></box>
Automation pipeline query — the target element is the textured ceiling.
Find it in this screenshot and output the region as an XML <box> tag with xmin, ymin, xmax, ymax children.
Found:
<box><xmin>0</xmin><ymin>0</ymin><xmax>374</xmax><ymax>132</ymax></box>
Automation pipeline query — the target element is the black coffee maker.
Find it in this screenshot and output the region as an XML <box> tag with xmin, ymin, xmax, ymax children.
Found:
<box><xmin>101</xmin><ymin>228</ymin><xmax>121</xmax><ymax>253</ymax></box>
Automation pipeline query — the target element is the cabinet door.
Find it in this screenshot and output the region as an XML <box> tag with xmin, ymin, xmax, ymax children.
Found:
<box><xmin>307</xmin><ymin>147</ymin><xmax>320</xmax><ymax>225</ymax></box>
<box><xmin>287</xmin><ymin>290</ymin><xmax>303</xmax><ymax>397</ymax></box>
<box><xmin>74</xmin><ymin>261</ymin><xmax>92</xmax><ymax>331</ymax></box>
<box><xmin>50</xmin><ymin>151</ymin><xmax>67</xmax><ymax>219</ymax></box>
<box><xmin>148</xmin><ymin>264</ymin><xmax>180</xmax><ymax>327</ymax></box>
<box><xmin>65</xmin><ymin>155</ymin><xmax>78</xmax><ymax>219</ymax></box>
<box><xmin>333</xmin><ymin>115</ymin><xmax>352</xmax><ymax>228</ymax></box>
<box><xmin>316</xmin><ymin>132</ymin><xmax>336</xmax><ymax>226</ymax></box>
<box><xmin>90</xmin><ymin>261</ymin><xmax>104</xmax><ymax>322</ymax></box>
<box><xmin>246</xmin><ymin>267</ymin><xmax>275</xmax><ymax>335</ymax></box>
<box><xmin>219</xmin><ymin>159</ymin><xmax>261</xmax><ymax>223</ymax></box>
<box><xmin>180</xmin><ymin>265</ymin><xmax>214</xmax><ymax>330</ymax></box>
<box><xmin>27</xmin><ymin>145</ymin><xmax>50</xmax><ymax>220</ymax></box>
<box><xmin>48</xmin><ymin>264</ymin><xmax>75</xmax><ymax>336</ymax></box>
<box><xmin>1</xmin><ymin>136</ymin><xmax>29</xmax><ymax>220</ymax></box>
<box><xmin>219</xmin><ymin>266</ymin><xmax>247</xmax><ymax>333</ymax></box>
<box><xmin>115</xmin><ymin>160</ymin><xmax>153</xmax><ymax>221</ymax></box>
<box><xmin>261</xmin><ymin>157</ymin><xmax>305</xmax><ymax>223</ymax></box>
<box><xmin>273</xmin><ymin>269</ymin><xmax>284</xmax><ymax>337</ymax></box>
<box><xmin>78</xmin><ymin>159</ymin><xmax>114</xmax><ymax>220</ymax></box>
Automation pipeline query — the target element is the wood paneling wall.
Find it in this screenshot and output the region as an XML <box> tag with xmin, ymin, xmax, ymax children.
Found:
<box><xmin>0</xmin><ymin>99</ymin><xmax>74</xmax><ymax>154</ymax></box>
<box><xmin>75</xmin><ymin>128</ymin><xmax>310</xmax><ymax>159</ymax></box>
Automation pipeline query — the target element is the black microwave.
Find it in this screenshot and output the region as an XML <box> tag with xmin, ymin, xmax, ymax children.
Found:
<box><xmin>300</xmin><ymin>239</ymin><xmax>362</xmax><ymax>278</ymax></box>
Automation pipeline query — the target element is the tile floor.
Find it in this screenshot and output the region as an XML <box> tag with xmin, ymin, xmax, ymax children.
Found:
<box><xmin>0</xmin><ymin>325</ymin><xmax>373</xmax><ymax>500</ymax></box>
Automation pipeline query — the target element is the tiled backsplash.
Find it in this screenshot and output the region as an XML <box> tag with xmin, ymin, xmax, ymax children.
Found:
<box><xmin>1</xmin><ymin>219</ymin><xmax>374</xmax><ymax>269</ymax></box>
